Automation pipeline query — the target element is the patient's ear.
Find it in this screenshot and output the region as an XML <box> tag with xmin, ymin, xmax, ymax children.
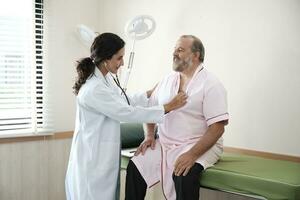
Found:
<box><xmin>194</xmin><ymin>51</ymin><xmax>200</xmax><ymax>61</ymax></box>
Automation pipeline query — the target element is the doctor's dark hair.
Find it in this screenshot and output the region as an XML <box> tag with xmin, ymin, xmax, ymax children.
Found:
<box><xmin>181</xmin><ymin>35</ymin><xmax>205</xmax><ymax>63</ymax></box>
<box><xmin>73</xmin><ymin>33</ymin><xmax>125</xmax><ymax>95</ymax></box>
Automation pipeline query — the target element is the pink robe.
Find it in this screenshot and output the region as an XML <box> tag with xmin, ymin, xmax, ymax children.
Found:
<box><xmin>132</xmin><ymin>65</ymin><xmax>229</xmax><ymax>199</ymax></box>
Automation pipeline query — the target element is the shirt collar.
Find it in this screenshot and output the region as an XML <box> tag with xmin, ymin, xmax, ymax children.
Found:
<box><xmin>194</xmin><ymin>63</ymin><xmax>204</xmax><ymax>74</ymax></box>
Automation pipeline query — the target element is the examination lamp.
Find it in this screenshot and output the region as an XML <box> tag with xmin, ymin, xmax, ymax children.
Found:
<box><xmin>76</xmin><ymin>15</ymin><xmax>156</xmax><ymax>90</ymax></box>
<box><xmin>123</xmin><ymin>15</ymin><xmax>156</xmax><ymax>90</ymax></box>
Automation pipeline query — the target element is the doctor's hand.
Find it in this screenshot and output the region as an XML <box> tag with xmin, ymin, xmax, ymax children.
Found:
<box><xmin>146</xmin><ymin>83</ymin><xmax>158</xmax><ymax>98</ymax></box>
<box><xmin>134</xmin><ymin>135</ymin><xmax>156</xmax><ymax>156</ymax></box>
<box><xmin>164</xmin><ymin>92</ymin><xmax>188</xmax><ymax>114</ymax></box>
<box><xmin>174</xmin><ymin>151</ymin><xmax>198</xmax><ymax>176</ymax></box>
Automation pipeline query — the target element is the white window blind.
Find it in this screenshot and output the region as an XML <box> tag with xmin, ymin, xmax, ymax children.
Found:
<box><xmin>0</xmin><ymin>0</ymin><xmax>50</xmax><ymax>137</ymax></box>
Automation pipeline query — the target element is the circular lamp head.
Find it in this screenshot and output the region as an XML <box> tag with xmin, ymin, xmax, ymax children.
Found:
<box><xmin>125</xmin><ymin>15</ymin><xmax>156</xmax><ymax>40</ymax></box>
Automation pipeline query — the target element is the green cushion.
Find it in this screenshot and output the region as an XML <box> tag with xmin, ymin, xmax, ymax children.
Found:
<box><xmin>121</xmin><ymin>153</ymin><xmax>300</xmax><ymax>200</ymax></box>
<box><xmin>121</xmin><ymin>123</ymin><xmax>144</xmax><ymax>148</ymax></box>
<box><xmin>200</xmin><ymin>153</ymin><xmax>300</xmax><ymax>200</ymax></box>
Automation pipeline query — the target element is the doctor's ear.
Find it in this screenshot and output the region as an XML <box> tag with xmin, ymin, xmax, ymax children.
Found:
<box><xmin>100</xmin><ymin>61</ymin><xmax>107</xmax><ymax>68</ymax></box>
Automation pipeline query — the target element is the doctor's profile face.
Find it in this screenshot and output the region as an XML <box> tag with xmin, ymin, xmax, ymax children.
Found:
<box><xmin>172</xmin><ymin>37</ymin><xmax>195</xmax><ymax>72</ymax></box>
<box><xmin>106</xmin><ymin>47</ymin><xmax>125</xmax><ymax>74</ymax></box>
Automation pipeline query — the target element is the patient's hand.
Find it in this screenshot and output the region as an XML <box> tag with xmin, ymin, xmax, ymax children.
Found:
<box><xmin>134</xmin><ymin>135</ymin><xmax>156</xmax><ymax>156</ymax></box>
<box><xmin>174</xmin><ymin>151</ymin><xmax>198</xmax><ymax>176</ymax></box>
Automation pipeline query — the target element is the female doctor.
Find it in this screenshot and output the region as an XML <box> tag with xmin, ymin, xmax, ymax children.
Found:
<box><xmin>65</xmin><ymin>33</ymin><xmax>187</xmax><ymax>200</ymax></box>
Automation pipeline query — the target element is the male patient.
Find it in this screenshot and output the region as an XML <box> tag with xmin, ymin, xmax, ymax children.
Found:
<box><xmin>125</xmin><ymin>35</ymin><xmax>229</xmax><ymax>200</ymax></box>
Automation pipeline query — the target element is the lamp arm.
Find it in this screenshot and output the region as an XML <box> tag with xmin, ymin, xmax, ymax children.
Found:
<box><xmin>123</xmin><ymin>51</ymin><xmax>135</xmax><ymax>91</ymax></box>
<box><xmin>122</xmin><ymin>15</ymin><xmax>156</xmax><ymax>90</ymax></box>
<box><xmin>123</xmin><ymin>36</ymin><xmax>136</xmax><ymax>91</ymax></box>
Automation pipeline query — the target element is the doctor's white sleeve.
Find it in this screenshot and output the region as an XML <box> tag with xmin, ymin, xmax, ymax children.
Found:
<box><xmin>127</xmin><ymin>92</ymin><xmax>149</xmax><ymax>107</ymax></box>
<box><xmin>79</xmin><ymin>83</ymin><xmax>165</xmax><ymax>123</ymax></box>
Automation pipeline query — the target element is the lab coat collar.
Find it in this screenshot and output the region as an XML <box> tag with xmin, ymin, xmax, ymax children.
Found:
<box><xmin>94</xmin><ymin>67</ymin><xmax>104</xmax><ymax>78</ymax></box>
<box><xmin>93</xmin><ymin>67</ymin><xmax>111</xmax><ymax>84</ymax></box>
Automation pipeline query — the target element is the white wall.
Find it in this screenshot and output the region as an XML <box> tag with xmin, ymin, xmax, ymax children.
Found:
<box><xmin>44</xmin><ymin>0</ymin><xmax>101</xmax><ymax>132</ymax></box>
<box><xmin>47</xmin><ymin>0</ymin><xmax>300</xmax><ymax>156</ymax></box>
<box><xmin>98</xmin><ymin>0</ymin><xmax>300</xmax><ymax>156</ymax></box>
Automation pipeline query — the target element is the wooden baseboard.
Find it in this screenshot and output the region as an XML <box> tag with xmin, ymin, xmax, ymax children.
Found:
<box><xmin>224</xmin><ymin>146</ymin><xmax>300</xmax><ymax>163</ymax></box>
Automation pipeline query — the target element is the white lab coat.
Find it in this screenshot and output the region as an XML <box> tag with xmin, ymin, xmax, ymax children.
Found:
<box><xmin>65</xmin><ymin>67</ymin><xmax>164</xmax><ymax>200</ymax></box>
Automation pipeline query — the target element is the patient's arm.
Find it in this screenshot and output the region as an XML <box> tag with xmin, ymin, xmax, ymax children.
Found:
<box><xmin>134</xmin><ymin>123</ymin><xmax>156</xmax><ymax>156</ymax></box>
<box><xmin>174</xmin><ymin>121</ymin><xmax>226</xmax><ymax>176</ymax></box>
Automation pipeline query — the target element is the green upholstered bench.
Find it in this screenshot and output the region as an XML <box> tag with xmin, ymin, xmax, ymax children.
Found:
<box><xmin>121</xmin><ymin>123</ymin><xmax>300</xmax><ymax>200</ymax></box>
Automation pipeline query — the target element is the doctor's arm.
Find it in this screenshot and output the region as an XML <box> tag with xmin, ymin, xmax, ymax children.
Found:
<box><xmin>173</xmin><ymin>121</ymin><xmax>226</xmax><ymax>176</ymax></box>
<box><xmin>81</xmin><ymin>83</ymin><xmax>187</xmax><ymax>123</ymax></box>
<box><xmin>127</xmin><ymin>83</ymin><xmax>158</xmax><ymax>107</ymax></box>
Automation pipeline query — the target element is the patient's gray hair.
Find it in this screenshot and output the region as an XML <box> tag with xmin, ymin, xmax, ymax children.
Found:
<box><xmin>181</xmin><ymin>35</ymin><xmax>205</xmax><ymax>63</ymax></box>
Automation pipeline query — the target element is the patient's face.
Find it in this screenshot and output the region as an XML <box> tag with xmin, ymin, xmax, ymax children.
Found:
<box><xmin>172</xmin><ymin>38</ymin><xmax>194</xmax><ymax>72</ymax></box>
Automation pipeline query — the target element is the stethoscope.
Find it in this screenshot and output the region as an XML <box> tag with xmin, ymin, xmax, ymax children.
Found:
<box><xmin>100</xmin><ymin>62</ymin><xmax>131</xmax><ymax>105</ymax></box>
<box><xmin>111</xmin><ymin>74</ymin><xmax>131</xmax><ymax>105</ymax></box>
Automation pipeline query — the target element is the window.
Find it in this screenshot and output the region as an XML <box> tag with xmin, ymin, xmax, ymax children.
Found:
<box><xmin>0</xmin><ymin>0</ymin><xmax>49</xmax><ymax>137</ymax></box>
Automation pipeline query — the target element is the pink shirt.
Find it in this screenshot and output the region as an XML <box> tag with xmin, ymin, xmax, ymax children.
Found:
<box><xmin>132</xmin><ymin>65</ymin><xmax>229</xmax><ymax>199</ymax></box>
<box><xmin>151</xmin><ymin>65</ymin><xmax>228</xmax><ymax>154</ymax></box>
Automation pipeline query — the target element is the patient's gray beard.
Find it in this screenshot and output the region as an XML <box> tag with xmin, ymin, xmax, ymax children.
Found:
<box><xmin>173</xmin><ymin>58</ymin><xmax>192</xmax><ymax>72</ymax></box>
